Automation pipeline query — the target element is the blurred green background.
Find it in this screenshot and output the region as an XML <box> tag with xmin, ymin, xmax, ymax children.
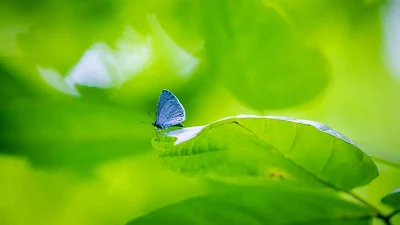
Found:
<box><xmin>0</xmin><ymin>0</ymin><xmax>399</xmax><ymax>224</ymax></box>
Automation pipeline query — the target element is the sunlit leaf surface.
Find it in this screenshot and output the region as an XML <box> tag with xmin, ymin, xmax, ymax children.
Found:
<box><xmin>153</xmin><ymin>115</ymin><xmax>378</xmax><ymax>190</ymax></box>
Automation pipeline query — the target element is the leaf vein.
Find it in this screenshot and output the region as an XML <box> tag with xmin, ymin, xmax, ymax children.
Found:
<box><xmin>232</xmin><ymin>120</ymin><xmax>378</xmax><ymax>215</ymax></box>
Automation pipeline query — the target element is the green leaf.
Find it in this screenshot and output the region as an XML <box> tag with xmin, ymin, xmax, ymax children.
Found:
<box><xmin>153</xmin><ymin>115</ymin><xmax>378</xmax><ymax>190</ymax></box>
<box><xmin>126</xmin><ymin>185</ymin><xmax>372</xmax><ymax>225</ymax></box>
<box><xmin>0</xmin><ymin>99</ymin><xmax>153</xmax><ymax>170</ymax></box>
<box><xmin>381</xmin><ymin>188</ymin><xmax>400</xmax><ymax>210</ymax></box>
<box><xmin>201</xmin><ymin>1</ymin><xmax>329</xmax><ymax>109</ymax></box>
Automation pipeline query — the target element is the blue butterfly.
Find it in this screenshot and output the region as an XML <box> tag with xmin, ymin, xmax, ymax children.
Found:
<box><xmin>152</xmin><ymin>89</ymin><xmax>186</xmax><ymax>130</ymax></box>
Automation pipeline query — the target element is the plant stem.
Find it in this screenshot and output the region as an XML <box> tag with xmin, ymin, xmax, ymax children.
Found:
<box><xmin>376</xmin><ymin>209</ymin><xmax>400</xmax><ymax>225</ymax></box>
<box><xmin>377</xmin><ymin>214</ymin><xmax>391</xmax><ymax>225</ymax></box>
<box><xmin>349</xmin><ymin>192</ymin><xmax>389</xmax><ymax>224</ymax></box>
<box><xmin>388</xmin><ymin>209</ymin><xmax>400</xmax><ymax>219</ymax></box>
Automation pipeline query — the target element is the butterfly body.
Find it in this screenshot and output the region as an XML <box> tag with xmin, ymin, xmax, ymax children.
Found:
<box><xmin>153</xmin><ymin>89</ymin><xmax>186</xmax><ymax>130</ymax></box>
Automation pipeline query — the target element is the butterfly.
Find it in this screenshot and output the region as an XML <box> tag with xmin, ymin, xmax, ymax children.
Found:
<box><xmin>152</xmin><ymin>89</ymin><xmax>186</xmax><ymax>130</ymax></box>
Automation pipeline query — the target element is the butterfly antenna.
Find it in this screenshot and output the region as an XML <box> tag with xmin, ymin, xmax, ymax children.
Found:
<box><xmin>148</xmin><ymin>112</ymin><xmax>155</xmax><ymax>120</ymax></box>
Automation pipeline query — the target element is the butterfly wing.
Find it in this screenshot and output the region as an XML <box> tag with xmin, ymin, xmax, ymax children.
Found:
<box><xmin>156</xmin><ymin>89</ymin><xmax>186</xmax><ymax>129</ymax></box>
<box><xmin>156</xmin><ymin>89</ymin><xmax>175</xmax><ymax>121</ymax></box>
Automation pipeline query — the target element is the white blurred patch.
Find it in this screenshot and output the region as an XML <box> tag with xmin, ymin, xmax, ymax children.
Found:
<box><xmin>148</xmin><ymin>14</ymin><xmax>200</xmax><ymax>77</ymax></box>
<box><xmin>38</xmin><ymin>28</ymin><xmax>152</xmax><ymax>96</ymax></box>
<box><xmin>67</xmin><ymin>42</ymin><xmax>120</xmax><ymax>89</ymax></box>
<box><xmin>114</xmin><ymin>26</ymin><xmax>153</xmax><ymax>82</ymax></box>
<box><xmin>38</xmin><ymin>66</ymin><xmax>81</xmax><ymax>97</ymax></box>
<box><xmin>382</xmin><ymin>0</ymin><xmax>400</xmax><ymax>81</ymax></box>
<box><xmin>38</xmin><ymin>15</ymin><xmax>201</xmax><ymax>96</ymax></box>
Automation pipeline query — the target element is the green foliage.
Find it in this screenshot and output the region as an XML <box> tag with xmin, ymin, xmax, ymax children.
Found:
<box><xmin>127</xmin><ymin>185</ymin><xmax>372</xmax><ymax>225</ymax></box>
<box><xmin>0</xmin><ymin>98</ymin><xmax>153</xmax><ymax>170</ymax></box>
<box><xmin>1</xmin><ymin>0</ymin><xmax>400</xmax><ymax>225</ymax></box>
<box><xmin>136</xmin><ymin>115</ymin><xmax>385</xmax><ymax>224</ymax></box>
<box><xmin>153</xmin><ymin>115</ymin><xmax>378</xmax><ymax>190</ymax></box>
<box><xmin>382</xmin><ymin>188</ymin><xmax>400</xmax><ymax>210</ymax></box>
<box><xmin>201</xmin><ymin>1</ymin><xmax>329</xmax><ymax>109</ymax></box>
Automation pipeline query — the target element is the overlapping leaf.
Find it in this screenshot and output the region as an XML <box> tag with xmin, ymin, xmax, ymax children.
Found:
<box><xmin>381</xmin><ymin>188</ymin><xmax>400</xmax><ymax>210</ymax></box>
<box><xmin>201</xmin><ymin>1</ymin><xmax>329</xmax><ymax>109</ymax></box>
<box><xmin>126</xmin><ymin>185</ymin><xmax>372</xmax><ymax>225</ymax></box>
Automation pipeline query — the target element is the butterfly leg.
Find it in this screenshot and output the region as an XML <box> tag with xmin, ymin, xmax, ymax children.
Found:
<box><xmin>163</xmin><ymin>127</ymin><xmax>171</xmax><ymax>135</ymax></box>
